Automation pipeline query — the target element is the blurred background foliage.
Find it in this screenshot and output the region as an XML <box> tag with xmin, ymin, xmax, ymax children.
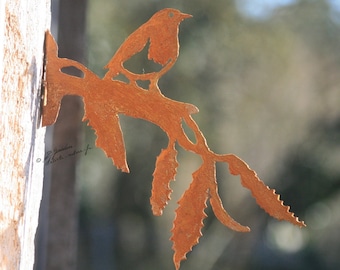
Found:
<box><xmin>72</xmin><ymin>0</ymin><xmax>340</xmax><ymax>269</ymax></box>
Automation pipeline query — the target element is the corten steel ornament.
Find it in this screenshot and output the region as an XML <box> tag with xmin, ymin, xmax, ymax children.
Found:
<box><xmin>42</xmin><ymin>8</ymin><xmax>305</xmax><ymax>270</ymax></box>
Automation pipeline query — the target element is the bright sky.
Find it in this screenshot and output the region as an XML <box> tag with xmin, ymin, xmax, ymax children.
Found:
<box><xmin>236</xmin><ymin>0</ymin><xmax>297</xmax><ymax>19</ymax></box>
<box><xmin>236</xmin><ymin>0</ymin><xmax>340</xmax><ymax>21</ymax></box>
<box><xmin>328</xmin><ymin>0</ymin><xmax>340</xmax><ymax>12</ymax></box>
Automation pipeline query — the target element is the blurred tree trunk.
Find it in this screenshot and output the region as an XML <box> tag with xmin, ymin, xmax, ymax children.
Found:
<box><xmin>0</xmin><ymin>0</ymin><xmax>50</xmax><ymax>269</ymax></box>
<box><xmin>38</xmin><ymin>0</ymin><xmax>87</xmax><ymax>270</ymax></box>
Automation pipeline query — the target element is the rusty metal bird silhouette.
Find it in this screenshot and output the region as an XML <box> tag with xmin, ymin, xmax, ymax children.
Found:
<box><xmin>103</xmin><ymin>8</ymin><xmax>191</xmax><ymax>90</ymax></box>
<box><xmin>42</xmin><ymin>8</ymin><xmax>306</xmax><ymax>269</ymax></box>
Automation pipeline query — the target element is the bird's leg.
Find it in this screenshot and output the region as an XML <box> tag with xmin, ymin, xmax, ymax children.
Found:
<box><xmin>149</xmin><ymin>78</ymin><xmax>162</xmax><ymax>94</ymax></box>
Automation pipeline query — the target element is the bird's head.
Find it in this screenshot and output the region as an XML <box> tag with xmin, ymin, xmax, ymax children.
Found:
<box><xmin>152</xmin><ymin>8</ymin><xmax>192</xmax><ymax>24</ymax></box>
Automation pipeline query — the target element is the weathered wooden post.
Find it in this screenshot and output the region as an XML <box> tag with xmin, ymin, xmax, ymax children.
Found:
<box><xmin>0</xmin><ymin>0</ymin><xmax>50</xmax><ymax>269</ymax></box>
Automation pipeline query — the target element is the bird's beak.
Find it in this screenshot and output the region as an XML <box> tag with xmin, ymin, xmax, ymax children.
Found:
<box><xmin>180</xmin><ymin>12</ymin><xmax>193</xmax><ymax>20</ymax></box>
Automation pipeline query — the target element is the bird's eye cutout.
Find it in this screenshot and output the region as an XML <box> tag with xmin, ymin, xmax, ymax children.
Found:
<box><xmin>168</xmin><ymin>12</ymin><xmax>174</xmax><ymax>18</ymax></box>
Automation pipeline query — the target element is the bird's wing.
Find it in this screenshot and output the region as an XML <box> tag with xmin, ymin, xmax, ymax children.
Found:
<box><xmin>104</xmin><ymin>25</ymin><xmax>150</xmax><ymax>71</ymax></box>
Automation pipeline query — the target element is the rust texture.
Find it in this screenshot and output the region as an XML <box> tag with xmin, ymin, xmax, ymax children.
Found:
<box><xmin>42</xmin><ymin>9</ymin><xmax>305</xmax><ymax>269</ymax></box>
